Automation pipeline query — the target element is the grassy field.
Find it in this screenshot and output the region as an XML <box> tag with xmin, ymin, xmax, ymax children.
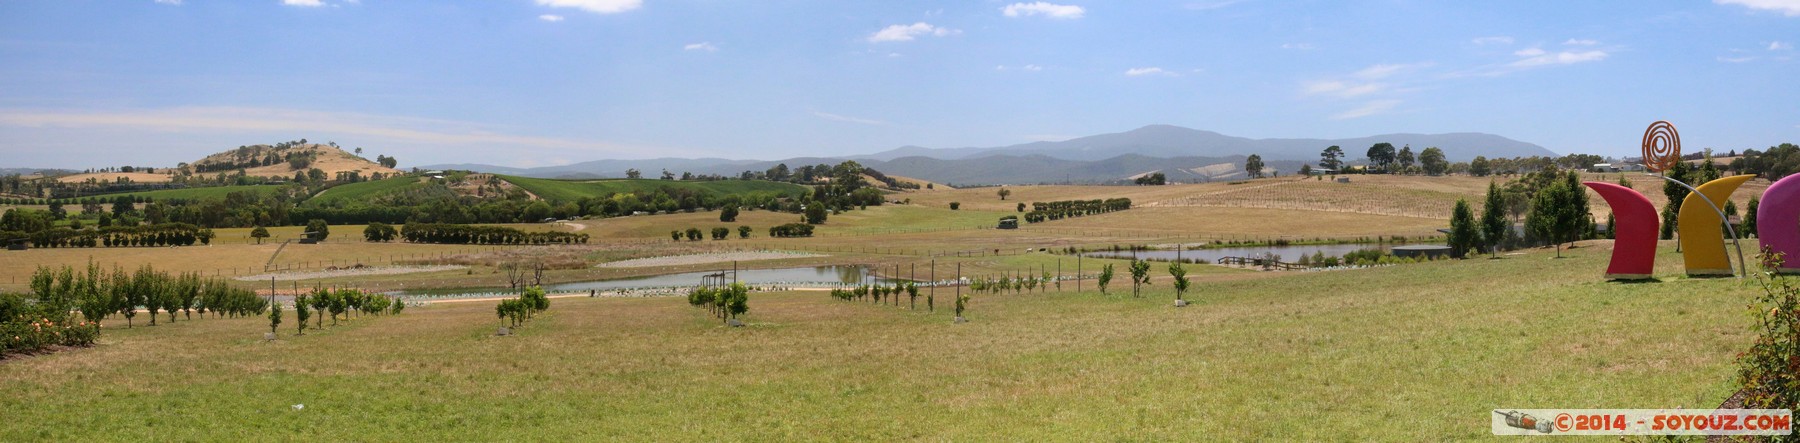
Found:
<box><xmin>500</xmin><ymin>175</ymin><xmax>810</xmax><ymax>202</ymax></box>
<box><xmin>305</xmin><ymin>176</ymin><xmax>429</xmax><ymax>206</ymax></box>
<box><xmin>904</xmin><ymin>173</ymin><xmax>1775</xmax><ymax>219</ymax></box>
<box><xmin>0</xmin><ymin>240</ymin><xmax>1761</xmax><ymax>440</ymax></box>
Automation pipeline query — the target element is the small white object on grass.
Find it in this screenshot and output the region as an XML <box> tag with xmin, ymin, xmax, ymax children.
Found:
<box><xmin>292</xmin><ymin>404</ymin><xmax>304</xmax><ymax>411</ymax></box>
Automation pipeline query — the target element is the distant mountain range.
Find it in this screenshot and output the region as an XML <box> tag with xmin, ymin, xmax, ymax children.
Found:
<box><xmin>422</xmin><ymin>124</ymin><xmax>1558</xmax><ymax>185</ymax></box>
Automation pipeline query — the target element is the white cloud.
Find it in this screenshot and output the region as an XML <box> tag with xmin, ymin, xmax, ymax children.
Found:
<box><xmin>684</xmin><ymin>42</ymin><xmax>717</xmax><ymax>52</ymax></box>
<box><xmin>812</xmin><ymin>111</ymin><xmax>887</xmax><ymax>126</ymax></box>
<box><xmin>1124</xmin><ymin>67</ymin><xmax>1175</xmax><ymax>76</ymax></box>
<box><xmin>1354</xmin><ymin>64</ymin><xmax>1408</xmax><ymax>79</ymax></box>
<box><xmin>1280</xmin><ymin>43</ymin><xmax>1315</xmax><ymax>50</ymax></box>
<box><xmin>1715</xmin><ymin>0</ymin><xmax>1800</xmax><ymax>16</ymax></box>
<box><xmin>281</xmin><ymin>0</ymin><xmax>324</xmax><ymax>7</ymax></box>
<box><xmin>0</xmin><ymin>106</ymin><xmax>661</xmax><ymax>157</ymax></box>
<box><xmin>535</xmin><ymin>0</ymin><xmax>642</xmax><ymax>14</ymax></box>
<box><xmin>1332</xmin><ymin>99</ymin><xmax>1402</xmax><ymax>120</ymax></box>
<box><xmin>154</xmin><ymin>0</ymin><xmax>182</xmax><ymax>5</ymax></box>
<box><xmin>1303</xmin><ymin>80</ymin><xmax>1384</xmax><ymax>98</ymax></box>
<box><xmin>538</xmin><ymin>14</ymin><xmax>565</xmax><ymax>22</ymax></box>
<box><xmin>1472</xmin><ymin>36</ymin><xmax>1513</xmax><ymax>45</ymax></box>
<box><xmin>1514</xmin><ymin>47</ymin><xmax>1546</xmax><ymax>57</ymax></box>
<box><xmin>997</xmin><ymin>64</ymin><xmax>1044</xmax><ymax>71</ymax></box>
<box><xmin>1718</xmin><ymin>55</ymin><xmax>1757</xmax><ymax>63</ymax></box>
<box><xmin>1563</xmin><ymin>38</ymin><xmax>1599</xmax><ymax>46</ymax></box>
<box><xmin>1002</xmin><ymin>2</ymin><xmax>1086</xmax><ymax>19</ymax></box>
<box><xmin>1772</xmin><ymin>41</ymin><xmax>1793</xmax><ymax>50</ymax></box>
<box><xmin>867</xmin><ymin>22</ymin><xmax>959</xmax><ymax>43</ymax></box>
<box><xmin>1510</xmin><ymin>50</ymin><xmax>1608</xmax><ymax>68</ymax></box>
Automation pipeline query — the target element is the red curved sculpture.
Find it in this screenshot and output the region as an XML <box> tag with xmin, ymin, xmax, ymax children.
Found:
<box><xmin>1759</xmin><ymin>173</ymin><xmax>1800</xmax><ymax>273</ymax></box>
<box><xmin>1584</xmin><ymin>182</ymin><xmax>1658</xmax><ymax>279</ymax></box>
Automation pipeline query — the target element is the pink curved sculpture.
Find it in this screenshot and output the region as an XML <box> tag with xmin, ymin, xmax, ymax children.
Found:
<box><xmin>1583</xmin><ymin>182</ymin><xmax>1658</xmax><ymax>279</ymax></box>
<box><xmin>1759</xmin><ymin>173</ymin><xmax>1800</xmax><ymax>273</ymax></box>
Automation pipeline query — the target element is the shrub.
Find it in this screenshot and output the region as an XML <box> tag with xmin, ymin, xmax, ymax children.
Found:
<box><xmin>1169</xmin><ymin>261</ymin><xmax>1189</xmax><ymax>301</ymax></box>
<box><xmin>305</xmin><ymin>219</ymin><xmax>330</xmax><ymax>241</ymax></box>
<box><xmin>294</xmin><ymin>294</ymin><xmax>310</xmax><ymax>335</ymax></box>
<box><xmin>1097</xmin><ymin>264</ymin><xmax>1114</xmax><ymax>295</ymax></box>
<box><xmin>363</xmin><ymin>222</ymin><xmax>397</xmax><ymax>242</ymax></box>
<box><xmin>949</xmin><ymin>202</ymin><xmax>960</xmax><ymax>210</ymax></box>
<box><xmin>268</xmin><ymin>301</ymin><xmax>282</xmax><ymax>335</ymax></box>
<box><xmin>738</xmin><ymin>225</ymin><xmax>751</xmax><ymax>239</ymax></box>
<box><xmin>1737</xmin><ymin>250</ymin><xmax>1800</xmax><ymax>415</ymax></box>
<box><xmin>711</xmin><ymin>227</ymin><xmax>730</xmax><ymax>240</ymax></box>
<box><xmin>769</xmin><ymin>223</ymin><xmax>814</xmax><ymax>238</ymax></box>
<box><xmin>400</xmin><ymin>223</ymin><xmax>587</xmax><ymax>245</ymax></box>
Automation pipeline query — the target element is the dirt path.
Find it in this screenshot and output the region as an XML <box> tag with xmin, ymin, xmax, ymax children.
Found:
<box><xmin>234</xmin><ymin>265</ymin><xmax>468</xmax><ymax>282</ymax></box>
<box><xmin>597</xmin><ymin>251</ymin><xmax>827</xmax><ymax>268</ymax></box>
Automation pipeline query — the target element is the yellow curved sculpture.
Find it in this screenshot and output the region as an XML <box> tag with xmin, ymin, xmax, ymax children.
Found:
<box><xmin>1678</xmin><ymin>174</ymin><xmax>1754</xmax><ymax>276</ymax></box>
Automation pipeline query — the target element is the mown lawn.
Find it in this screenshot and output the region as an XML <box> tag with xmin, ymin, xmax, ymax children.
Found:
<box><xmin>0</xmin><ymin>242</ymin><xmax>1759</xmax><ymax>440</ymax></box>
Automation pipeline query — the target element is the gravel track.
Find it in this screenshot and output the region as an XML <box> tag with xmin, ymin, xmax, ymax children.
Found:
<box><xmin>597</xmin><ymin>251</ymin><xmax>826</xmax><ymax>268</ymax></box>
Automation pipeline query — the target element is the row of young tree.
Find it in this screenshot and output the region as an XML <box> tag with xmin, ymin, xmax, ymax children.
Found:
<box><xmin>5</xmin><ymin>223</ymin><xmax>216</xmax><ymax>249</ymax></box>
<box><xmin>398</xmin><ymin>223</ymin><xmax>589</xmax><ymax>245</ymax></box>
<box><xmin>1314</xmin><ymin>144</ymin><xmax>1621</xmax><ymax>178</ymax></box>
<box><xmin>671</xmin><ymin>226</ymin><xmax>754</xmax><ymax>241</ymax></box>
<box><xmin>496</xmin><ymin>286</ymin><xmax>550</xmax><ymax>329</ymax></box>
<box><xmin>19</xmin><ymin>263</ymin><xmax>269</xmax><ymax>337</ymax></box>
<box><xmin>283</xmin><ymin>286</ymin><xmax>405</xmax><ymax>336</ymax></box>
<box><xmin>1020</xmin><ymin>198</ymin><xmax>1133</xmax><ymax>223</ymax></box>
<box><xmin>829</xmin><ymin>283</ymin><xmax>924</xmax><ymax>308</ymax></box>
<box><xmin>686</xmin><ymin>284</ymin><xmax>750</xmax><ymax>324</ymax></box>
<box><xmin>826</xmin><ymin>283</ymin><xmax>971</xmax><ymax>319</ymax></box>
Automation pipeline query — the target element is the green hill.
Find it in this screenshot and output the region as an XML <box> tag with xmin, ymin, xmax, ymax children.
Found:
<box><xmin>499</xmin><ymin>176</ymin><xmax>810</xmax><ymax>202</ymax></box>
<box><xmin>305</xmin><ymin>176</ymin><xmax>432</xmax><ymax>206</ymax></box>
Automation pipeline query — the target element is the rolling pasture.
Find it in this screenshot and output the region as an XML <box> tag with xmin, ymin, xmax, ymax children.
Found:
<box><xmin>0</xmin><ymin>241</ymin><xmax>1756</xmax><ymax>440</ymax></box>
<box><xmin>0</xmin><ymin>174</ymin><xmax>1777</xmax><ymax>440</ymax></box>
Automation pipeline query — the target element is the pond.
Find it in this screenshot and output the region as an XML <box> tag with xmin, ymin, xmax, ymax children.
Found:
<box><xmin>396</xmin><ymin>265</ymin><xmax>904</xmax><ymax>299</ymax></box>
<box><xmin>1080</xmin><ymin>243</ymin><xmax>1435</xmax><ymax>263</ymax></box>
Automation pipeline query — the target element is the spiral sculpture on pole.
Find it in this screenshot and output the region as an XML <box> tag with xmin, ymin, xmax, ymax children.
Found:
<box><xmin>1641</xmin><ymin>120</ymin><xmax>1680</xmax><ymax>173</ymax></box>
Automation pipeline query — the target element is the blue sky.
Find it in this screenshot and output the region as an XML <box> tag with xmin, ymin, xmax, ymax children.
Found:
<box><xmin>1</xmin><ymin>0</ymin><xmax>1797</xmax><ymax>169</ymax></box>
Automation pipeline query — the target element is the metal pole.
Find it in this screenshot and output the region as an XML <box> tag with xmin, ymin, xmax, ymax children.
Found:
<box><xmin>1647</xmin><ymin>174</ymin><xmax>1746</xmax><ymax>278</ymax></box>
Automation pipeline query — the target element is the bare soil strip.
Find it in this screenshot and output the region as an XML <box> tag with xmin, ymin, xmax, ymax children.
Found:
<box><xmin>596</xmin><ymin>251</ymin><xmax>827</xmax><ymax>268</ymax></box>
<box><xmin>233</xmin><ymin>265</ymin><xmax>469</xmax><ymax>282</ymax></box>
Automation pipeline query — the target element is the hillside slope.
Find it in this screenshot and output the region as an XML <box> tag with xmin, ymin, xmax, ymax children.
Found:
<box><xmin>55</xmin><ymin>143</ymin><xmax>400</xmax><ymax>184</ymax></box>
